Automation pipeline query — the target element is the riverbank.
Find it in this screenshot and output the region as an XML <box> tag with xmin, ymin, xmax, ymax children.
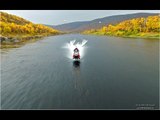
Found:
<box><xmin>0</xmin><ymin>33</ymin><xmax>61</xmax><ymax>49</ymax></box>
<box><xmin>0</xmin><ymin>12</ymin><xmax>62</xmax><ymax>49</ymax></box>
<box><xmin>122</xmin><ymin>32</ymin><xmax>159</xmax><ymax>39</ymax></box>
<box><xmin>83</xmin><ymin>32</ymin><xmax>159</xmax><ymax>39</ymax></box>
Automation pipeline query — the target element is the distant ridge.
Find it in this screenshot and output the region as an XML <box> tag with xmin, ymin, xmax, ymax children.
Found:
<box><xmin>51</xmin><ymin>13</ymin><xmax>159</xmax><ymax>32</ymax></box>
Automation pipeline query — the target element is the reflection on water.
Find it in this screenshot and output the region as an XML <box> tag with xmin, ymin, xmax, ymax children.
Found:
<box><xmin>73</xmin><ymin>60</ymin><xmax>80</xmax><ymax>68</ymax></box>
<box><xmin>72</xmin><ymin>60</ymin><xmax>81</xmax><ymax>90</ymax></box>
<box><xmin>72</xmin><ymin>60</ymin><xmax>90</xmax><ymax>99</ymax></box>
<box><xmin>72</xmin><ymin>60</ymin><xmax>81</xmax><ymax>78</ymax></box>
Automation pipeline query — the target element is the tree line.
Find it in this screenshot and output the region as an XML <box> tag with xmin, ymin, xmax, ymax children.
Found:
<box><xmin>0</xmin><ymin>12</ymin><xmax>60</xmax><ymax>36</ymax></box>
<box><xmin>83</xmin><ymin>16</ymin><xmax>159</xmax><ymax>37</ymax></box>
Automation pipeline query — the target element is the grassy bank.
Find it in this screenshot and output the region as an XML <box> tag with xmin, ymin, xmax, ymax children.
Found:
<box><xmin>123</xmin><ymin>32</ymin><xmax>159</xmax><ymax>39</ymax></box>
<box><xmin>0</xmin><ymin>12</ymin><xmax>62</xmax><ymax>49</ymax></box>
<box><xmin>0</xmin><ymin>33</ymin><xmax>60</xmax><ymax>49</ymax></box>
<box><xmin>83</xmin><ymin>32</ymin><xmax>159</xmax><ymax>39</ymax></box>
<box><xmin>83</xmin><ymin>15</ymin><xmax>159</xmax><ymax>39</ymax></box>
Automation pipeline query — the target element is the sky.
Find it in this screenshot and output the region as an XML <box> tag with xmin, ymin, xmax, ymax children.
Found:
<box><xmin>1</xmin><ymin>10</ymin><xmax>159</xmax><ymax>25</ymax></box>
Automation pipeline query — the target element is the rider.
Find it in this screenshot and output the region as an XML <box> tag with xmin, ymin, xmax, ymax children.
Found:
<box><xmin>74</xmin><ymin>48</ymin><xmax>79</xmax><ymax>52</ymax></box>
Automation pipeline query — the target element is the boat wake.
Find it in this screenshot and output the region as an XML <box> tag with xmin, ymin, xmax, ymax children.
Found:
<box><xmin>63</xmin><ymin>39</ymin><xmax>88</xmax><ymax>60</ymax></box>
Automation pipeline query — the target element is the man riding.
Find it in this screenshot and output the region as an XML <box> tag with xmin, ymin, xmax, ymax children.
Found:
<box><xmin>74</xmin><ymin>48</ymin><xmax>79</xmax><ymax>52</ymax></box>
<box><xmin>73</xmin><ymin>48</ymin><xmax>80</xmax><ymax>59</ymax></box>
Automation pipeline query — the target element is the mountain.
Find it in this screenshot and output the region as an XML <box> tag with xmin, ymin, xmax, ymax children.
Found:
<box><xmin>83</xmin><ymin>15</ymin><xmax>159</xmax><ymax>39</ymax></box>
<box><xmin>0</xmin><ymin>12</ymin><xmax>60</xmax><ymax>36</ymax></box>
<box><xmin>0</xmin><ymin>11</ymin><xmax>31</xmax><ymax>25</ymax></box>
<box><xmin>52</xmin><ymin>13</ymin><xmax>159</xmax><ymax>32</ymax></box>
<box><xmin>53</xmin><ymin>21</ymin><xmax>90</xmax><ymax>32</ymax></box>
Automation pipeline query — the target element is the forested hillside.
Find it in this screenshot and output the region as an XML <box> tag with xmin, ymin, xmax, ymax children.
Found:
<box><xmin>0</xmin><ymin>12</ymin><xmax>61</xmax><ymax>48</ymax></box>
<box><xmin>53</xmin><ymin>13</ymin><xmax>158</xmax><ymax>32</ymax></box>
<box><xmin>0</xmin><ymin>12</ymin><xmax>60</xmax><ymax>36</ymax></box>
<box><xmin>83</xmin><ymin>15</ymin><xmax>160</xmax><ymax>39</ymax></box>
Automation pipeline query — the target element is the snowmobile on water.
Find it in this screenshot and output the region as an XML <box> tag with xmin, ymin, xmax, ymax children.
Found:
<box><xmin>73</xmin><ymin>48</ymin><xmax>80</xmax><ymax>59</ymax></box>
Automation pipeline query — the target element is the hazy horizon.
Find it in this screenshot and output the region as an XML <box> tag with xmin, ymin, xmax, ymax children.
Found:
<box><xmin>1</xmin><ymin>10</ymin><xmax>159</xmax><ymax>25</ymax></box>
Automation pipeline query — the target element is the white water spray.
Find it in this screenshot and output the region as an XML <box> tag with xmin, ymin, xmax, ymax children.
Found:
<box><xmin>65</xmin><ymin>39</ymin><xmax>88</xmax><ymax>59</ymax></box>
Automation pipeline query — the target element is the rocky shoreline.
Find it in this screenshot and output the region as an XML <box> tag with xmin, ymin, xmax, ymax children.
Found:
<box><xmin>0</xmin><ymin>35</ymin><xmax>46</xmax><ymax>49</ymax></box>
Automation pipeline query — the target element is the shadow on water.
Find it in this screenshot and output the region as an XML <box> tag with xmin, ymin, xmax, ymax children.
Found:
<box><xmin>72</xmin><ymin>60</ymin><xmax>81</xmax><ymax>78</ymax></box>
<box><xmin>72</xmin><ymin>60</ymin><xmax>89</xmax><ymax>100</ymax></box>
<box><xmin>73</xmin><ymin>60</ymin><xmax>80</xmax><ymax>68</ymax></box>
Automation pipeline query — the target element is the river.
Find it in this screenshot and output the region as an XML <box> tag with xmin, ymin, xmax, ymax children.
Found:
<box><xmin>1</xmin><ymin>34</ymin><xmax>159</xmax><ymax>109</ymax></box>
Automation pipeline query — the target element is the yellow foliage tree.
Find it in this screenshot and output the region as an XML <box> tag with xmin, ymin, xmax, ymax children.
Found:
<box><xmin>84</xmin><ymin>15</ymin><xmax>160</xmax><ymax>36</ymax></box>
